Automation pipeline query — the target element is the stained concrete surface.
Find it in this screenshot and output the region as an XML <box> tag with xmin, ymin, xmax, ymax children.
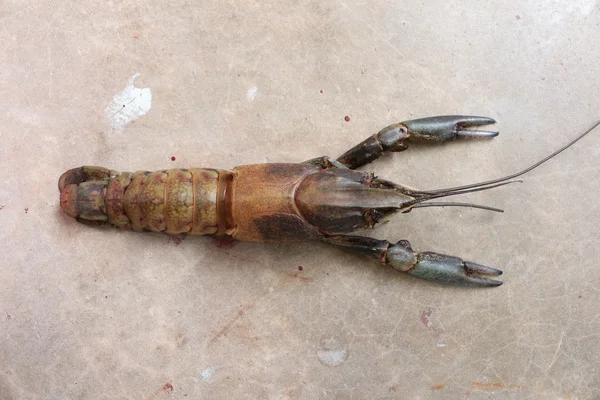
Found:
<box><xmin>1</xmin><ymin>1</ymin><xmax>600</xmax><ymax>399</ymax></box>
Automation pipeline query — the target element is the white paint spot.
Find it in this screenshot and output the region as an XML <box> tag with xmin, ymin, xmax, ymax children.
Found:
<box><xmin>437</xmin><ymin>343</ymin><xmax>447</xmax><ymax>348</ymax></box>
<box><xmin>246</xmin><ymin>86</ymin><xmax>259</xmax><ymax>101</ymax></box>
<box><xmin>201</xmin><ymin>366</ymin><xmax>216</xmax><ymax>381</ymax></box>
<box><xmin>316</xmin><ymin>338</ymin><xmax>348</xmax><ymax>367</ymax></box>
<box><xmin>105</xmin><ymin>73</ymin><xmax>152</xmax><ymax>129</ymax></box>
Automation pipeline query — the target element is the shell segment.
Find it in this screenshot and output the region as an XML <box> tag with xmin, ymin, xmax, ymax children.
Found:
<box><xmin>59</xmin><ymin>167</ymin><xmax>221</xmax><ymax>236</ymax></box>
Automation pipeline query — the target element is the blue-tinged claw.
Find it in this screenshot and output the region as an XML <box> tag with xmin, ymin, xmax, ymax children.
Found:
<box><xmin>406</xmin><ymin>252</ymin><xmax>503</xmax><ymax>287</ymax></box>
<box><xmin>401</xmin><ymin>115</ymin><xmax>498</xmax><ymax>142</ymax></box>
<box><xmin>385</xmin><ymin>241</ymin><xmax>503</xmax><ymax>287</ymax></box>
<box><xmin>325</xmin><ymin>236</ymin><xmax>503</xmax><ymax>288</ymax></box>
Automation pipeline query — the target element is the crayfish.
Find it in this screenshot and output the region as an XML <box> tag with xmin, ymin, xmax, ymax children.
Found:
<box><xmin>59</xmin><ymin>116</ymin><xmax>599</xmax><ymax>287</ymax></box>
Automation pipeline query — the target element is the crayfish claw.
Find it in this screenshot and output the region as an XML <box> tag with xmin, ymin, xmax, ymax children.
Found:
<box><xmin>405</xmin><ymin>252</ymin><xmax>503</xmax><ymax>287</ymax></box>
<box><xmin>464</xmin><ymin>261</ymin><xmax>502</xmax><ymax>277</ymax></box>
<box><xmin>456</xmin><ymin>129</ymin><xmax>499</xmax><ymax>139</ymax></box>
<box><xmin>462</xmin><ymin>262</ymin><xmax>503</xmax><ymax>287</ymax></box>
<box><xmin>336</xmin><ymin>115</ymin><xmax>498</xmax><ymax>169</ymax></box>
<box><xmin>401</xmin><ymin>115</ymin><xmax>498</xmax><ymax>142</ymax></box>
<box><xmin>453</xmin><ymin>115</ymin><xmax>497</xmax><ymax>128</ymax></box>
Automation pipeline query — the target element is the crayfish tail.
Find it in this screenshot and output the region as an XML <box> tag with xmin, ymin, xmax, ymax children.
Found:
<box><xmin>59</xmin><ymin>166</ymin><xmax>115</xmax><ymax>222</ymax></box>
<box><xmin>58</xmin><ymin>166</ymin><xmax>222</xmax><ymax>235</ymax></box>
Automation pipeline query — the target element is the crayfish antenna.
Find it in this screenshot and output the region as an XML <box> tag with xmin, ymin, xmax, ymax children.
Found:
<box><xmin>421</xmin><ymin>120</ymin><xmax>600</xmax><ymax>195</ymax></box>
<box><xmin>408</xmin><ymin>202</ymin><xmax>504</xmax><ymax>213</ymax></box>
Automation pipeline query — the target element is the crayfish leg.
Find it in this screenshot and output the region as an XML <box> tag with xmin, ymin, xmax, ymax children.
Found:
<box><xmin>323</xmin><ymin>235</ymin><xmax>503</xmax><ymax>288</ymax></box>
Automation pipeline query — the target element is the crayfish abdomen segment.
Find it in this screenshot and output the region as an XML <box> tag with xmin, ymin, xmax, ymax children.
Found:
<box><xmin>59</xmin><ymin>166</ymin><xmax>222</xmax><ymax>235</ymax></box>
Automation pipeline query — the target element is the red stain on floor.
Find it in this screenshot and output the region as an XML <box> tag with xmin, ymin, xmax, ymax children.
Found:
<box><xmin>419</xmin><ymin>307</ymin><xmax>444</xmax><ymax>338</ymax></box>
<box><xmin>213</xmin><ymin>236</ymin><xmax>238</xmax><ymax>249</ymax></box>
<box><xmin>168</xmin><ymin>235</ymin><xmax>185</xmax><ymax>246</ymax></box>
<box><xmin>420</xmin><ymin>307</ymin><xmax>433</xmax><ymax>327</ymax></box>
<box><xmin>431</xmin><ymin>384</ymin><xmax>446</xmax><ymax>391</ymax></box>
<box><xmin>145</xmin><ymin>382</ymin><xmax>174</xmax><ymax>399</ymax></box>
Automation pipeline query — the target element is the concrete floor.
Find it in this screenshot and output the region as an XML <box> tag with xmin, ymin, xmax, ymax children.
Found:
<box><xmin>2</xmin><ymin>1</ymin><xmax>600</xmax><ymax>399</ymax></box>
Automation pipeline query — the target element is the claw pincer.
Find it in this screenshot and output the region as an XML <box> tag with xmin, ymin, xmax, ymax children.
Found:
<box><xmin>402</xmin><ymin>115</ymin><xmax>499</xmax><ymax>141</ymax></box>
<box><xmin>404</xmin><ymin>253</ymin><xmax>503</xmax><ymax>288</ymax></box>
